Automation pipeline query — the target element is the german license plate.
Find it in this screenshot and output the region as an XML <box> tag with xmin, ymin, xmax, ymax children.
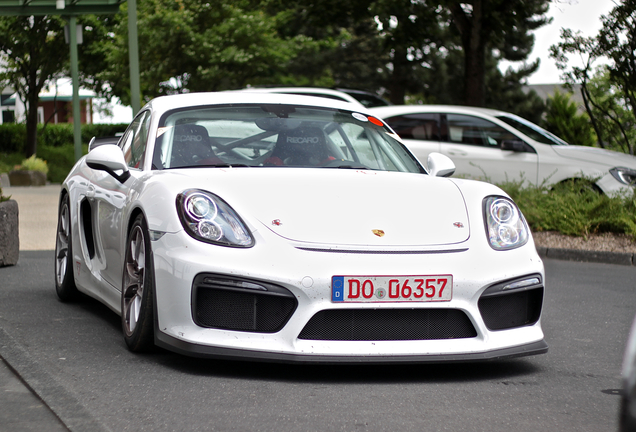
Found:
<box><xmin>332</xmin><ymin>275</ymin><xmax>452</xmax><ymax>303</ymax></box>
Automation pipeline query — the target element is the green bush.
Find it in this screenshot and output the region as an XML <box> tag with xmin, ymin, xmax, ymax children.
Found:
<box><xmin>0</xmin><ymin>123</ymin><xmax>127</xmax><ymax>153</ymax></box>
<box><xmin>38</xmin><ymin>124</ymin><xmax>73</xmax><ymax>147</ymax></box>
<box><xmin>0</xmin><ymin>124</ymin><xmax>26</xmax><ymax>153</ymax></box>
<box><xmin>81</xmin><ymin>124</ymin><xmax>128</xmax><ymax>143</ymax></box>
<box><xmin>0</xmin><ymin>153</ymin><xmax>23</xmax><ymax>173</ymax></box>
<box><xmin>37</xmin><ymin>144</ymin><xmax>88</xmax><ymax>183</ymax></box>
<box><xmin>499</xmin><ymin>178</ymin><xmax>636</xmax><ymax>240</ymax></box>
<box><xmin>0</xmin><ymin>123</ymin><xmax>126</xmax><ymax>182</ymax></box>
<box><xmin>18</xmin><ymin>155</ymin><xmax>49</xmax><ymax>174</ymax></box>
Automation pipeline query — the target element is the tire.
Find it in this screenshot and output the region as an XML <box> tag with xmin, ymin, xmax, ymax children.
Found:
<box><xmin>55</xmin><ymin>193</ymin><xmax>79</xmax><ymax>301</ymax></box>
<box><xmin>121</xmin><ymin>214</ymin><xmax>155</xmax><ymax>352</ymax></box>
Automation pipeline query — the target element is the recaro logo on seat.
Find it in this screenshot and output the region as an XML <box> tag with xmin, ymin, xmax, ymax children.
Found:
<box><xmin>175</xmin><ymin>135</ymin><xmax>203</xmax><ymax>142</ymax></box>
<box><xmin>287</xmin><ymin>136</ymin><xmax>320</xmax><ymax>144</ymax></box>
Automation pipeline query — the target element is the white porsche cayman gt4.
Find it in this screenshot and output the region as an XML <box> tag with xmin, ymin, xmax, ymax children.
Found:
<box><xmin>54</xmin><ymin>92</ymin><xmax>547</xmax><ymax>363</ymax></box>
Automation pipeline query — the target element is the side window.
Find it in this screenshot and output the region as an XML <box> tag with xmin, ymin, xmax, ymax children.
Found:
<box><xmin>384</xmin><ymin>114</ymin><xmax>442</xmax><ymax>141</ymax></box>
<box><xmin>121</xmin><ymin>111</ymin><xmax>151</xmax><ymax>169</ymax></box>
<box><xmin>446</xmin><ymin>114</ymin><xmax>517</xmax><ymax>147</ymax></box>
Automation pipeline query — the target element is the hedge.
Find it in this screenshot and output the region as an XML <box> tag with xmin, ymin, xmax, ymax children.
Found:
<box><xmin>0</xmin><ymin>123</ymin><xmax>128</xmax><ymax>153</ymax></box>
<box><xmin>0</xmin><ymin>123</ymin><xmax>128</xmax><ymax>183</ymax></box>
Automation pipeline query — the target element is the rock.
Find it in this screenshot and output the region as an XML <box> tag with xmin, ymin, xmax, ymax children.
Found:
<box><xmin>0</xmin><ymin>199</ymin><xmax>19</xmax><ymax>266</ymax></box>
<box><xmin>8</xmin><ymin>170</ymin><xmax>47</xmax><ymax>186</ymax></box>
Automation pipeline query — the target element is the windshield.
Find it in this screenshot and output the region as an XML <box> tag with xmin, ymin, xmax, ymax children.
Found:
<box><xmin>496</xmin><ymin>115</ymin><xmax>569</xmax><ymax>146</ymax></box>
<box><xmin>153</xmin><ymin>104</ymin><xmax>424</xmax><ymax>173</ymax></box>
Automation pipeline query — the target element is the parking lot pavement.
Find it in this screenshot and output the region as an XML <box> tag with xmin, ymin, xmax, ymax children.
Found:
<box><xmin>1</xmin><ymin>185</ymin><xmax>69</xmax><ymax>432</ymax></box>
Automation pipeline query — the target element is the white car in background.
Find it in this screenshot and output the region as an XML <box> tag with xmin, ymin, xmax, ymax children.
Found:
<box><xmin>55</xmin><ymin>92</ymin><xmax>546</xmax><ymax>363</ymax></box>
<box><xmin>370</xmin><ymin>105</ymin><xmax>636</xmax><ymax>195</ymax></box>
<box><xmin>235</xmin><ymin>87</ymin><xmax>390</xmax><ymax>109</ymax></box>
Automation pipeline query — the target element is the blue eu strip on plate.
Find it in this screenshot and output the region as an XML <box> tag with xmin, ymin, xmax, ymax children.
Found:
<box><xmin>332</xmin><ymin>276</ymin><xmax>344</xmax><ymax>302</ymax></box>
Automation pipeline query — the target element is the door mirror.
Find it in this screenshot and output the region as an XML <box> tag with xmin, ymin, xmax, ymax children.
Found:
<box><xmin>86</xmin><ymin>144</ymin><xmax>131</xmax><ymax>183</ymax></box>
<box><xmin>427</xmin><ymin>152</ymin><xmax>456</xmax><ymax>177</ymax></box>
<box><xmin>501</xmin><ymin>139</ymin><xmax>526</xmax><ymax>152</ymax></box>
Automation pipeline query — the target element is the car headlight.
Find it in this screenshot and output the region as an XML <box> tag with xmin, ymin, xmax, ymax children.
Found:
<box><xmin>483</xmin><ymin>196</ymin><xmax>529</xmax><ymax>250</ymax></box>
<box><xmin>610</xmin><ymin>167</ymin><xmax>636</xmax><ymax>186</ymax></box>
<box><xmin>176</xmin><ymin>189</ymin><xmax>254</xmax><ymax>247</ymax></box>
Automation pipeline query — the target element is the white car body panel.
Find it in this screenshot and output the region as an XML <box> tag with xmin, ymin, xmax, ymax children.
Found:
<box><xmin>57</xmin><ymin>93</ymin><xmax>547</xmax><ymax>363</ymax></box>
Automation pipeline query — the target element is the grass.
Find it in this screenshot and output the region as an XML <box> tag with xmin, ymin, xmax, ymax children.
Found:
<box><xmin>498</xmin><ymin>178</ymin><xmax>636</xmax><ymax>241</ymax></box>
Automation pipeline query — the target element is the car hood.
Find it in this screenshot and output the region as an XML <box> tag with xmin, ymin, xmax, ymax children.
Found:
<box><xmin>551</xmin><ymin>145</ymin><xmax>636</xmax><ymax>168</ymax></box>
<box><xmin>167</xmin><ymin>169</ymin><xmax>471</xmax><ymax>248</ymax></box>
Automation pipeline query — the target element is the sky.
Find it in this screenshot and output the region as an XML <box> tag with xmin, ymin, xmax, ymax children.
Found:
<box><xmin>523</xmin><ymin>0</ymin><xmax>616</xmax><ymax>84</ymax></box>
<box><xmin>97</xmin><ymin>0</ymin><xmax>617</xmax><ymax>123</ymax></box>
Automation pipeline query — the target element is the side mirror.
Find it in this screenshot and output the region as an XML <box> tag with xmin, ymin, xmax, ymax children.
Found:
<box><xmin>88</xmin><ymin>136</ymin><xmax>120</xmax><ymax>152</ymax></box>
<box><xmin>427</xmin><ymin>152</ymin><xmax>455</xmax><ymax>178</ymax></box>
<box><xmin>501</xmin><ymin>139</ymin><xmax>526</xmax><ymax>152</ymax></box>
<box><xmin>86</xmin><ymin>144</ymin><xmax>130</xmax><ymax>183</ymax></box>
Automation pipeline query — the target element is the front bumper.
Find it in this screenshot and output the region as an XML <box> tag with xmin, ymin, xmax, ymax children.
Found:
<box><xmin>155</xmin><ymin>332</ymin><xmax>548</xmax><ymax>364</ymax></box>
<box><xmin>150</xmin><ymin>229</ymin><xmax>547</xmax><ymax>362</ymax></box>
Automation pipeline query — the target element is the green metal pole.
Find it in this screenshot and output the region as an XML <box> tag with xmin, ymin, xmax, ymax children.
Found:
<box><xmin>127</xmin><ymin>0</ymin><xmax>141</xmax><ymax>116</ymax></box>
<box><xmin>69</xmin><ymin>16</ymin><xmax>82</xmax><ymax>161</ymax></box>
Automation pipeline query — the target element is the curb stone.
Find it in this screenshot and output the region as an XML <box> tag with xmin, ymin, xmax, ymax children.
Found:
<box><xmin>537</xmin><ymin>246</ymin><xmax>634</xmax><ymax>266</ymax></box>
<box><xmin>0</xmin><ymin>325</ymin><xmax>111</xmax><ymax>432</ymax></box>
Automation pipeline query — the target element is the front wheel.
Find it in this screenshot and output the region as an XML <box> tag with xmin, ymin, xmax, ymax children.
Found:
<box><xmin>55</xmin><ymin>194</ymin><xmax>79</xmax><ymax>301</ymax></box>
<box><xmin>121</xmin><ymin>215</ymin><xmax>155</xmax><ymax>352</ymax></box>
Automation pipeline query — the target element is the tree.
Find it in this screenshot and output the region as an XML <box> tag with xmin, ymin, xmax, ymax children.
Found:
<box><xmin>259</xmin><ymin>0</ymin><xmax>453</xmax><ymax>103</ymax></box>
<box><xmin>551</xmin><ymin>0</ymin><xmax>636</xmax><ymax>155</ymax></box>
<box><xmin>442</xmin><ymin>0</ymin><xmax>550</xmax><ymax>106</ymax></box>
<box><xmin>79</xmin><ymin>0</ymin><xmax>322</xmax><ymax>106</ymax></box>
<box><xmin>368</xmin><ymin>0</ymin><xmax>448</xmax><ymax>104</ymax></box>
<box><xmin>586</xmin><ymin>68</ymin><xmax>636</xmax><ymax>155</ymax></box>
<box><xmin>261</xmin><ymin>0</ymin><xmax>549</xmax><ymax>107</ymax></box>
<box><xmin>0</xmin><ymin>16</ymin><xmax>67</xmax><ymax>157</ymax></box>
<box><xmin>544</xmin><ymin>89</ymin><xmax>595</xmax><ymax>147</ymax></box>
<box><xmin>77</xmin><ymin>0</ymin><xmax>551</xmax><ymax>114</ymax></box>
<box><xmin>485</xmin><ymin>61</ymin><xmax>545</xmax><ymax>124</ymax></box>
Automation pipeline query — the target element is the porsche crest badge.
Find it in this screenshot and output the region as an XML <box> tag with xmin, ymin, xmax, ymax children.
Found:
<box><xmin>372</xmin><ymin>229</ymin><xmax>385</xmax><ymax>237</ymax></box>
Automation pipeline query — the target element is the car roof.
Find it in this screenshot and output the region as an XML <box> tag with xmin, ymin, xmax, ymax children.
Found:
<box><xmin>144</xmin><ymin>91</ymin><xmax>372</xmax><ymax>115</ymax></box>
<box><xmin>228</xmin><ymin>87</ymin><xmax>366</xmax><ymax>107</ymax></box>
<box><xmin>335</xmin><ymin>88</ymin><xmax>391</xmax><ymax>107</ymax></box>
<box><xmin>369</xmin><ymin>104</ymin><xmax>512</xmax><ymax>119</ymax></box>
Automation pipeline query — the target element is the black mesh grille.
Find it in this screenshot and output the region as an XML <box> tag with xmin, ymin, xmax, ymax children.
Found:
<box><xmin>193</xmin><ymin>283</ymin><xmax>297</xmax><ymax>333</ymax></box>
<box><xmin>297</xmin><ymin>309</ymin><xmax>477</xmax><ymax>341</ymax></box>
<box><xmin>478</xmin><ymin>288</ymin><xmax>543</xmax><ymax>331</ymax></box>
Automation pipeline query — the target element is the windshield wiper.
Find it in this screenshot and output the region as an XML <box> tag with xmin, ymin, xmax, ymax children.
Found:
<box><xmin>331</xmin><ymin>164</ymin><xmax>369</xmax><ymax>169</ymax></box>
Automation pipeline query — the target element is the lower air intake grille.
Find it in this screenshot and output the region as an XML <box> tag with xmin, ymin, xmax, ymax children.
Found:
<box><xmin>193</xmin><ymin>275</ymin><xmax>297</xmax><ymax>333</ymax></box>
<box><xmin>478</xmin><ymin>288</ymin><xmax>543</xmax><ymax>331</ymax></box>
<box><xmin>297</xmin><ymin>309</ymin><xmax>477</xmax><ymax>341</ymax></box>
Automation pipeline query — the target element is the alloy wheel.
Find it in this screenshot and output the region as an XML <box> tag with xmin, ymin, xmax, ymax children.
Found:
<box><xmin>123</xmin><ymin>225</ymin><xmax>146</xmax><ymax>336</ymax></box>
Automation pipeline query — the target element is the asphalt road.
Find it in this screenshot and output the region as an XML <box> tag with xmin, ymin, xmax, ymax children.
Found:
<box><xmin>0</xmin><ymin>251</ymin><xmax>634</xmax><ymax>432</ymax></box>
